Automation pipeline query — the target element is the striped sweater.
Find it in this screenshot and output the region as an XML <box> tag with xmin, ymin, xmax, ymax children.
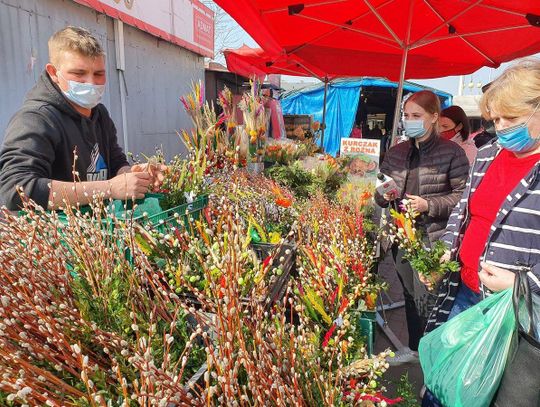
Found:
<box><xmin>426</xmin><ymin>140</ymin><xmax>540</xmax><ymax>332</ymax></box>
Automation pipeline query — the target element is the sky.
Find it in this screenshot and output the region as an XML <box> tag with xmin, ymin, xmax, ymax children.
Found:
<box><xmin>214</xmin><ymin>8</ymin><xmax>538</xmax><ymax>96</ymax></box>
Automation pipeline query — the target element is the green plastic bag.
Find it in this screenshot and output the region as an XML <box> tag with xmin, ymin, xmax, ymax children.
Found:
<box><xmin>419</xmin><ymin>289</ymin><xmax>517</xmax><ymax>407</ymax></box>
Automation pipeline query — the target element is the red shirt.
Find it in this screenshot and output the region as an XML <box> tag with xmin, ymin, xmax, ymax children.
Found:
<box><xmin>460</xmin><ymin>149</ymin><xmax>540</xmax><ymax>292</ymax></box>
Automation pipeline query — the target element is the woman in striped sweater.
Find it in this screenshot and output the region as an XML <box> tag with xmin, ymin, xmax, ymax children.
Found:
<box><xmin>422</xmin><ymin>59</ymin><xmax>540</xmax><ymax>406</ymax></box>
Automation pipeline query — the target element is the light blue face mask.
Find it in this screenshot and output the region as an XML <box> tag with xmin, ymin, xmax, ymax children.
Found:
<box><xmin>58</xmin><ymin>71</ymin><xmax>105</xmax><ymax>109</ymax></box>
<box><xmin>496</xmin><ymin>103</ymin><xmax>540</xmax><ymax>153</ymax></box>
<box><xmin>403</xmin><ymin>120</ymin><xmax>426</xmax><ymax>139</ymax></box>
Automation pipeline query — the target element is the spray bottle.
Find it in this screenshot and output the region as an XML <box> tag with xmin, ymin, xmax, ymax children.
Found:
<box><xmin>376</xmin><ymin>173</ymin><xmax>399</xmax><ymax>198</ymax></box>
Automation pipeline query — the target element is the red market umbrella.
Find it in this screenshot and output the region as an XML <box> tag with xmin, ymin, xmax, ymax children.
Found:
<box><xmin>224</xmin><ymin>45</ymin><xmax>336</xmax><ymax>145</ymax></box>
<box><xmin>224</xmin><ymin>45</ymin><xmax>333</xmax><ymax>81</ymax></box>
<box><xmin>215</xmin><ymin>0</ymin><xmax>540</xmax><ymax>139</ymax></box>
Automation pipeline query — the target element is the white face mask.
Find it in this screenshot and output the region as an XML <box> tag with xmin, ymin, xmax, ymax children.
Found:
<box><xmin>58</xmin><ymin>71</ymin><xmax>105</xmax><ymax>109</ymax></box>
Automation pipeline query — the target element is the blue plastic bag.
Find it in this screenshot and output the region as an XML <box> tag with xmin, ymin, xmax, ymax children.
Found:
<box><xmin>419</xmin><ymin>289</ymin><xmax>517</xmax><ymax>407</ymax></box>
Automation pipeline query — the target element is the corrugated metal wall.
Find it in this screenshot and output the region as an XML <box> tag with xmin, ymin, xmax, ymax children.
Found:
<box><xmin>0</xmin><ymin>0</ymin><xmax>203</xmax><ymax>159</ymax></box>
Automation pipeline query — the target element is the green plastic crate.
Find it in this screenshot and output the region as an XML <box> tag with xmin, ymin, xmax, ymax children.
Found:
<box><xmin>51</xmin><ymin>193</ymin><xmax>208</xmax><ymax>234</ymax></box>
<box><xmin>20</xmin><ymin>193</ymin><xmax>208</xmax><ymax>266</ymax></box>
<box><xmin>132</xmin><ymin>194</ymin><xmax>209</xmax><ymax>233</ymax></box>
<box><xmin>356</xmin><ymin>310</ymin><xmax>377</xmax><ymax>355</ymax></box>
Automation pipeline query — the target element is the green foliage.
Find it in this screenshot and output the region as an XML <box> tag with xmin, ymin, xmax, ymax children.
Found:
<box><xmin>311</xmin><ymin>161</ymin><xmax>349</xmax><ymax>198</ymax></box>
<box><xmin>0</xmin><ymin>392</ymin><xmax>14</xmax><ymax>406</ymax></box>
<box><xmin>160</xmin><ymin>155</ymin><xmax>207</xmax><ymax>210</ymax></box>
<box><xmin>265</xmin><ymin>160</ymin><xmax>348</xmax><ymax>200</ymax></box>
<box><xmin>72</xmin><ymin>263</ymin><xmax>135</xmax><ymax>336</ymax></box>
<box><xmin>266</xmin><ymin>161</ymin><xmax>315</xmax><ymax>199</ymax></box>
<box><xmin>406</xmin><ymin>240</ymin><xmax>460</xmax><ymax>278</ymax></box>
<box><xmin>71</xmin><ymin>257</ymin><xmax>206</xmax><ymax>384</ymax></box>
<box><xmin>396</xmin><ymin>373</ymin><xmax>419</xmax><ymax>407</ymax></box>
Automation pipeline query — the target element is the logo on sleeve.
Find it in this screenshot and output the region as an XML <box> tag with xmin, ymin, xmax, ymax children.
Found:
<box><xmin>87</xmin><ymin>143</ymin><xmax>108</xmax><ymax>181</ymax></box>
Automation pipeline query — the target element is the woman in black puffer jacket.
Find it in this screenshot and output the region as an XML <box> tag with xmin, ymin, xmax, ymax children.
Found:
<box><xmin>375</xmin><ymin>90</ymin><xmax>470</xmax><ymax>362</ymax></box>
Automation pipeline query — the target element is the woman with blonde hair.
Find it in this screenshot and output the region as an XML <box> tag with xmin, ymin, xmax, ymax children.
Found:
<box><xmin>375</xmin><ymin>90</ymin><xmax>470</xmax><ymax>364</ymax></box>
<box><xmin>422</xmin><ymin>58</ymin><xmax>540</xmax><ymax>406</ymax></box>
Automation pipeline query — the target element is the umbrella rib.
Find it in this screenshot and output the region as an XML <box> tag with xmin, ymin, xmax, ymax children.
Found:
<box><xmin>291</xmin><ymin>13</ymin><xmax>400</xmax><ymax>48</ymax></box>
<box><xmin>415</xmin><ymin>0</ymin><xmax>495</xmax><ymax>65</ymax></box>
<box><xmin>286</xmin><ymin>0</ymin><xmax>395</xmax><ymax>55</ymax></box>
<box><xmin>411</xmin><ymin>0</ymin><xmax>482</xmax><ymax>48</ymax></box>
<box><xmin>261</xmin><ymin>0</ymin><xmax>349</xmax><ymax>14</ymax></box>
<box><xmin>410</xmin><ymin>25</ymin><xmax>531</xmax><ymax>54</ymax></box>
<box><xmin>260</xmin><ymin>52</ymin><xmax>326</xmax><ymax>81</ymax></box>
<box><xmin>476</xmin><ymin>4</ymin><xmax>525</xmax><ymax>17</ymax></box>
<box><xmin>293</xmin><ymin>60</ymin><xmax>326</xmax><ymax>82</ymax></box>
<box><xmin>363</xmin><ymin>0</ymin><xmax>403</xmax><ymax>48</ymax></box>
<box><xmin>269</xmin><ymin>65</ymin><xmax>311</xmax><ymax>77</ymax></box>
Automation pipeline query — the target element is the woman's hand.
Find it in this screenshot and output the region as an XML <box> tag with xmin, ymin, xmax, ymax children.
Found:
<box><xmin>418</xmin><ymin>272</ymin><xmax>443</xmax><ymax>291</ymax></box>
<box><xmin>405</xmin><ymin>194</ymin><xmax>429</xmax><ymax>213</ymax></box>
<box><xmin>440</xmin><ymin>250</ymin><xmax>451</xmax><ymax>264</ymax></box>
<box><xmin>479</xmin><ymin>262</ymin><xmax>516</xmax><ymax>292</ymax></box>
<box><xmin>419</xmin><ymin>250</ymin><xmax>451</xmax><ymax>290</ymax></box>
<box><xmin>383</xmin><ymin>191</ymin><xmax>397</xmax><ymax>201</ymax></box>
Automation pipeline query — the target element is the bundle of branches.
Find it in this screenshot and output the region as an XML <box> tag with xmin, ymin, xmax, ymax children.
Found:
<box><xmin>181</xmin><ymin>81</ymin><xmax>227</xmax><ymax>157</ymax></box>
<box><xmin>208</xmin><ymin>169</ymin><xmax>298</xmax><ymax>243</ymax></box>
<box><xmin>1</xmin><ymin>190</ymin><xmax>395</xmax><ymax>405</ymax></box>
<box><xmin>0</xmin><ymin>199</ymin><xmax>204</xmax><ymax>406</ymax></box>
<box><xmin>140</xmin><ymin>198</ymin><xmax>397</xmax><ymax>406</ymax></box>
<box><xmin>157</xmin><ymin>141</ymin><xmax>209</xmax><ymax>210</ymax></box>
<box><xmin>381</xmin><ymin>199</ymin><xmax>460</xmax><ymax>288</ymax></box>
<box><xmin>294</xmin><ymin>242</ymin><xmax>396</xmax><ymax>405</ymax></box>
<box><xmin>296</xmin><ymin>194</ymin><xmax>385</xmax><ymax>312</ymax></box>
<box><xmin>237</xmin><ymin>80</ymin><xmax>267</xmax><ymax>164</ymax></box>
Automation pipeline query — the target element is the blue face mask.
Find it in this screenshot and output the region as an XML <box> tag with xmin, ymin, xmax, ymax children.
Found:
<box><xmin>403</xmin><ymin>120</ymin><xmax>426</xmax><ymax>139</ymax></box>
<box><xmin>496</xmin><ymin>104</ymin><xmax>540</xmax><ymax>153</ymax></box>
<box><xmin>58</xmin><ymin>71</ymin><xmax>105</xmax><ymax>109</ymax></box>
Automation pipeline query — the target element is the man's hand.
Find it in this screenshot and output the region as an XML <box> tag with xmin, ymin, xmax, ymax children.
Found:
<box><xmin>405</xmin><ymin>194</ymin><xmax>429</xmax><ymax>213</ymax></box>
<box><xmin>479</xmin><ymin>262</ymin><xmax>516</xmax><ymax>292</ymax></box>
<box><xmin>109</xmin><ymin>172</ymin><xmax>152</xmax><ymax>200</ymax></box>
<box><xmin>131</xmin><ymin>163</ymin><xmax>167</xmax><ymax>189</ymax></box>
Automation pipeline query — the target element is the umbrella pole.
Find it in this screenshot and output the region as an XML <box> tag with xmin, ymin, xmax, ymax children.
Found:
<box><xmin>390</xmin><ymin>0</ymin><xmax>414</xmax><ymax>147</ymax></box>
<box><xmin>320</xmin><ymin>78</ymin><xmax>329</xmax><ymax>152</ymax></box>
<box><xmin>390</xmin><ymin>47</ymin><xmax>409</xmax><ymax>147</ymax></box>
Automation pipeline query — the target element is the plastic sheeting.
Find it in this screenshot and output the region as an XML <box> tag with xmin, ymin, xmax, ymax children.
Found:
<box><xmin>281</xmin><ymin>78</ymin><xmax>452</xmax><ymax>156</ymax></box>
<box><xmin>281</xmin><ymin>81</ymin><xmax>361</xmax><ymax>156</ymax></box>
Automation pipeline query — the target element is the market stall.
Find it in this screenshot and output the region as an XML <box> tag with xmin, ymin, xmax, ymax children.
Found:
<box><xmin>214</xmin><ymin>0</ymin><xmax>540</xmax><ymax>143</ymax></box>
<box><xmin>0</xmin><ymin>82</ymin><xmax>412</xmax><ymax>405</ymax></box>
<box><xmin>280</xmin><ymin>77</ymin><xmax>452</xmax><ymax>155</ymax></box>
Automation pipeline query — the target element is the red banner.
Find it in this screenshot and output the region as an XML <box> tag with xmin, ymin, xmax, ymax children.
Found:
<box><xmin>193</xmin><ymin>8</ymin><xmax>214</xmax><ymax>52</ymax></box>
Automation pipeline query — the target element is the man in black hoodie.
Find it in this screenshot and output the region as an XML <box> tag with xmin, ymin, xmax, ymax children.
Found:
<box><xmin>0</xmin><ymin>26</ymin><xmax>157</xmax><ymax>211</ymax></box>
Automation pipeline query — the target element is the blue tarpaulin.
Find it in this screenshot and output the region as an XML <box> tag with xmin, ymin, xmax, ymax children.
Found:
<box><xmin>280</xmin><ymin>78</ymin><xmax>453</xmax><ymax>156</ymax></box>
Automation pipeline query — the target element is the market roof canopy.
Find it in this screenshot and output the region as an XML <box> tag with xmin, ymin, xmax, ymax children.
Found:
<box><xmin>224</xmin><ymin>45</ymin><xmax>333</xmax><ymax>81</ymax></box>
<box><xmin>281</xmin><ymin>77</ymin><xmax>452</xmax><ymax>155</ymax></box>
<box><xmin>215</xmin><ymin>0</ymin><xmax>540</xmax><ymax>80</ymax></box>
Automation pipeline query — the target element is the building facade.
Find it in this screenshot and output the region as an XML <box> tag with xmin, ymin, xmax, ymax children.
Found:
<box><xmin>0</xmin><ymin>0</ymin><xmax>214</xmax><ymax>159</ymax></box>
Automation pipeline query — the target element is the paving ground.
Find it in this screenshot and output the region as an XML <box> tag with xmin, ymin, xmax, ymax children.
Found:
<box><xmin>374</xmin><ymin>249</ymin><xmax>424</xmax><ymax>405</ymax></box>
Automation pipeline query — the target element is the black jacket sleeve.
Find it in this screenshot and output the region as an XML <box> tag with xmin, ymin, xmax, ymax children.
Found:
<box><xmin>0</xmin><ymin>110</ymin><xmax>59</xmax><ymax>210</ymax></box>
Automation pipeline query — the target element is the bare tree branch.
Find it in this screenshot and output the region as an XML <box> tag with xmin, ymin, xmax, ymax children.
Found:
<box><xmin>202</xmin><ymin>1</ymin><xmax>255</xmax><ymax>63</ymax></box>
